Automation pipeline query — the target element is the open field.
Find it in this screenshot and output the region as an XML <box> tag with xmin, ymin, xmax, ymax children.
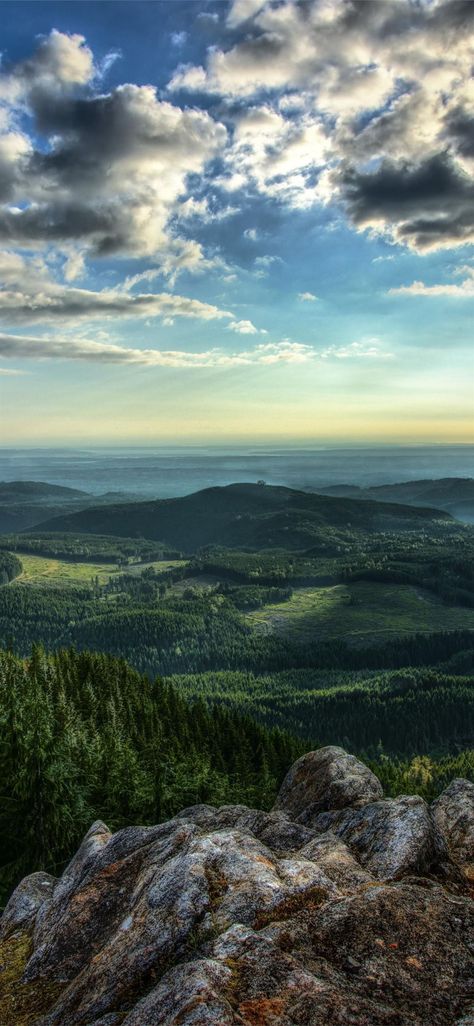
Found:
<box><xmin>246</xmin><ymin>581</ymin><xmax>474</xmax><ymax>645</ymax></box>
<box><xmin>16</xmin><ymin>554</ymin><xmax>186</xmax><ymax>588</ymax></box>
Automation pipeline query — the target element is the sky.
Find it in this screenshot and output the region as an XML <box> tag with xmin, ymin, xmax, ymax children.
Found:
<box><xmin>0</xmin><ymin>0</ymin><xmax>472</xmax><ymax>445</ymax></box>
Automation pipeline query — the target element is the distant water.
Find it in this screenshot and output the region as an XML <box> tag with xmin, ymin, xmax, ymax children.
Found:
<box><xmin>0</xmin><ymin>445</ymin><xmax>472</xmax><ymax>498</ymax></box>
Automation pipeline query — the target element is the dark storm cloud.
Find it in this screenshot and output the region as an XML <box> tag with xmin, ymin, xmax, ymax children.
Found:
<box><xmin>0</xmin><ymin>203</ymin><xmax>122</xmax><ymax>248</ymax></box>
<box><xmin>443</xmin><ymin>107</ymin><xmax>474</xmax><ymax>160</ymax></box>
<box><xmin>0</xmin><ymin>34</ymin><xmax>226</xmax><ymax>266</ymax></box>
<box><xmin>338</xmin><ymin>154</ymin><xmax>474</xmax><ymax>250</ymax></box>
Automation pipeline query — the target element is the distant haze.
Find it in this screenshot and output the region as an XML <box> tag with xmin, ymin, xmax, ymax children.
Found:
<box><xmin>0</xmin><ymin>445</ymin><xmax>472</xmax><ymax>499</ymax></box>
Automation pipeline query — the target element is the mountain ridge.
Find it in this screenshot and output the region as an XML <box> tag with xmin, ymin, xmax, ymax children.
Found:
<box><xmin>316</xmin><ymin>477</ymin><xmax>474</xmax><ymax>522</ymax></box>
<box><xmin>35</xmin><ymin>481</ymin><xmax>453</xmax><ymax>552</ymax></box>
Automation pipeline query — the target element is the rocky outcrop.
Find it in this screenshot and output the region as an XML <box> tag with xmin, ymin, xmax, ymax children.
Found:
<box><xmin>1</xmin><ymin>748</ymin><xmax>473</xmax><ymax>1026</ymax></box>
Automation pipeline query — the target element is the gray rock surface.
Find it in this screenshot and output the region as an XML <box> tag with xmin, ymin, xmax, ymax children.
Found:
<box><xmin>177</xmin><ymin>803</ymin><xmax>316</xmax><ymax>851</ymax></box>
<box><xmin>121</xmin><ymin>959</ymin><xmax>235</xmax><ymax>1025</ymax></box>
<box><xmin>0</xmin><ymin>871</ymin><xmax>55</xmax><ymax>939</ymax></box>
<box><xmin>432</xmin><ymin>778</ymin><xmax>474</xmax><ymax>867</ymax></box>
<box><xmin>312</xmin><ymin>795</ymin><xmax>447</xmax><ymax>879</ymax></box>
<box><xmin>273</xmin><ymin>745</ymin><xmax>383</xmax><ymax>823</ymax></box>
<box><xmin>1</xmin><ymin>747</ymin><xmax>473</xmax><ymax>1026</ymax></box>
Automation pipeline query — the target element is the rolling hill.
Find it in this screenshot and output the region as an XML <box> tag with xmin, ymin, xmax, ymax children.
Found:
<box><xmin>37</xmin><ymin>482</ymin><xmax>452</xmax><ymax>552</ymax></box>
<box><xmin>0</xmin><ymin>480</ymin><xmax>138</xmax><ymax>534</ymax></box>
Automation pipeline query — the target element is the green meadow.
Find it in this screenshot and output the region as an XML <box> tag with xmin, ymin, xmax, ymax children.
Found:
<box><xmin>16</xmin><ymin>554</ymin><xmax>186</xmax><ymax>589</ymax></box>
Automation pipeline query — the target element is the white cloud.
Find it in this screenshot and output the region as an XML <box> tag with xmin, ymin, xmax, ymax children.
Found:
<box><xmin>0</xmin><ymin>31</ymin><xmax>227</xmax><ymax>273</ymax></box>
<box><xmin>0</xmin><ymin>29</ymin><xmax>95</xmax><ymax>102</ymax></box>
<box><xmin>298</xmin><ymin>291</ymin><xmax>318</xmax><ymax>302</ymax></box>
<box><xmin>0</xmin><ymin>332</ymin><xmax>313</xmax><ymax>368</ymax></box>
<box><xmin>228</xmin><ymin>319</ymin><xmax>261</xmax><ymax>334</ymax></box>
<box><xmin>169</xmin><ymin>0</ymin><xmax>474</xmax><ymax>250</ymax></box>
<box><xmin>252</xmin><ymin>340</ymin><xmax>312</xmax><ymax>364</ymax></box>
<box><xmin>320</xmin><ymin>340</ymin><xmax>393</xmax><ymax>360</ymax></box>
<box><xmin>175</xmin><ymin>195</ymin><xmax>239</xmax><ymax>223</ymax></box>
<box><xmin>223</xmin><ymin>105</ymin><xmax>329</xmax><ymax>208</ymax></box>
<box><xmin>0</xmin><ymin>250</ymin><xmax>233</xmax><ymax>325</ymax></box>
<box><xmin>63</xmin><ymin>249</ymin><xmax>86</xmax><ymax>282</ymax></box>
<box><xmin>171</xmin><ymin>31</ymin><xmax>188</xmax><ymax>47</ymax></box>
<box><xmin>226</xmin><ymin>0</ymin><xmax>267</xmax><ymax>29</ymax></box>
<box><xmin>0</xmin><ymin>325</ymin><xmax>394</xmax><ymax>369</ymax></box>
<box><xmin>389</xmin><ymin>267</ymin><xmax>474</xmax><ymax>297</ymax></box>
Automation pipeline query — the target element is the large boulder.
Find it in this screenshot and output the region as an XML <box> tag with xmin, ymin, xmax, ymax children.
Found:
<box><xmin>273</xmin><ymin>746</ymin><xmax>383</xmax><ymax>823</ymax></box>
<box><xmin>312</xmin><ymin>795</ymin><xmax>447</xmax><ymax>880</ymax></box>
<box><xmin>432</xmin><ymin>779</ymin><xmax>474</xmax><ymax>869</ymax></box>
<box><xmin>298</xmin><ymin>832</ymin><xmax>375</xmax><ymax>892</ymax></box>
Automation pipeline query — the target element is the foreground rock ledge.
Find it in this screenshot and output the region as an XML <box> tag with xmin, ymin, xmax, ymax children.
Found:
<box><xmin>1</xmin><ymin>746</ymin><xmax>473</xmax><ymax>1026</ymax></box>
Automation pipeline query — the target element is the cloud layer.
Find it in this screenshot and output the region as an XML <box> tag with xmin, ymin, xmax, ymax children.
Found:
<box><xmin>0</xmin><ymin>30</ymin><xmax>226</xmax><ymax>269</ymax></box>
<box><xmin>0</xmin><ymin>9</ymin><xmax>471</xmax><ymax>385</ymax></box>
<box><xmin>0</xmin><ymin>331</ymin><xmax>392</xmax><ymax>368</ymax></box>
<box><xmin>0</xmin><ymin>333</ymin><xmax>313</xmax><ymax>367</ymax></box>
<box><xmin>171</xmin><ymin>0</ymin><xmax>474</xmax><ymax>252</ymax></box>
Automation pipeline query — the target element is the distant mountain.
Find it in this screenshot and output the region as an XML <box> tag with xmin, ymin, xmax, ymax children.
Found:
<box><xmin>0</xmin><ymin>480</ymin><xmax>137</xmax><ymax>534</ymax></box>
<box><xmin>0</xmin><ymin>481</ymin><xmax>88</xmax><ymax>503</ymax></box>
<box><xmin>37</xmin><ymin>482</ymin><xmax>452</xmax><ymax>552</ymax></box>
<box><xmin>316</xmin><ymin>478</ymin><xmax>474</xmax><ymax>523</ymax></box>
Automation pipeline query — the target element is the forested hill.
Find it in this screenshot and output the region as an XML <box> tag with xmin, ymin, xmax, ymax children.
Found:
<box><xmin>0</xmin><ymin>481</ymin><xmax>88</xmax><ymax>502</ymax></box>
<box><xmin>37</xmin><ymin>482</ymin><xmax>452</xmax><ymax>551</ymax></box>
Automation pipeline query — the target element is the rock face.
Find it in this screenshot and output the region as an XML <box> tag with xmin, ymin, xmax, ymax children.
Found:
<box><xmin>313</xmin><ymin>794</ymin><xmax>448</xmax><ymax>880</ymax></box>
<box><xmin>432</xmin><ymin>778</ymin><xmax>474</xmax><ymax>869</ymax></box>
<box><xmin>1</xmin><ymin>748</ymin><xmax>473</xmax><ymax>1026</ymax></box>
<box><xmin>0</xmin><ymin>872</ymin><xmax>55</xmax><ymax>940</ymax></box>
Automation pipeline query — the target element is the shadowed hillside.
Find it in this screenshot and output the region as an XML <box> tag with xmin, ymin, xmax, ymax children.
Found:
<box><xmin>37</xmin><ymin>482</ymin><xmax>452</xmax><ymax>552</ymax></box>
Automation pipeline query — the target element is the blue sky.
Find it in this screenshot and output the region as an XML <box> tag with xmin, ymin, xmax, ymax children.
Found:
<box><xmin>0</xmin><ymin>0</ymin><xmax>472</xmax><ymax>444</ymax></box>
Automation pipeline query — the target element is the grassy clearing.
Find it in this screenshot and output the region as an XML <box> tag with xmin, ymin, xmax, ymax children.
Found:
<box><xmin>246</xmin><ymin>581</ymin><xmax>474</xmax><ymax>645</ymax></box>
<box><xmin>168</xmin><ymin>573</ymin><xmax>222</xmax><ymax>596</ymax></box>
<box><xmin>16</xmin><ymin>554</ymin><xmax>186</xmax><ymax>588</ymax></box>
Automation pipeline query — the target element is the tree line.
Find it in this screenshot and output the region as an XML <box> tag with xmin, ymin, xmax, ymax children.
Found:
<box><xmin>0</xmin><ymin>645</ymin><xmax>301</xmax><ymax>904</ymax></box>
